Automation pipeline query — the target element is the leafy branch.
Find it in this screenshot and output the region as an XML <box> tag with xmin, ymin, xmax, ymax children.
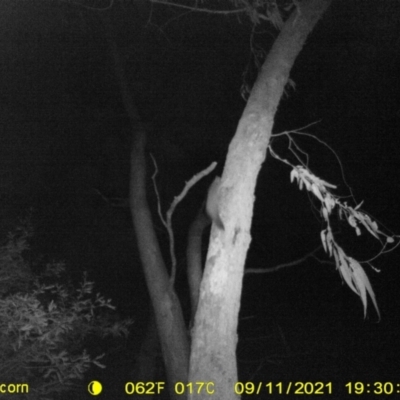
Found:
<box><xmin>270</xmin><ymin>135</ymin><xmax>398</xmax><ymax>320</ymax></box>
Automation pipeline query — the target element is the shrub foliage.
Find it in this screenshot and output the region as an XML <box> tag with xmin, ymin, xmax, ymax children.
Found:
<box><xmin>0</xmin><ymin>222</ymin><xmax>132</xmax><ymax>399</ymax></box>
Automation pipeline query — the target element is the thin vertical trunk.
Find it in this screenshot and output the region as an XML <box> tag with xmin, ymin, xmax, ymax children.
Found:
<box><xmin>101</xmin><ymin>15</ymin><xmax>190</xmax><ymax>399</ymax></box>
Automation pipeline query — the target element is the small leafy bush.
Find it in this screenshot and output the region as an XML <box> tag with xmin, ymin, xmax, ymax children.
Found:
<box><xmin>0</xmin><ymin>223</ymin><xmax>133</xmax><ymax>399</ymax></box>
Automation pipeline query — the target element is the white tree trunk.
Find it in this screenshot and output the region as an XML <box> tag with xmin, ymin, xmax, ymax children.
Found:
<box><xmin>189</xmin><ymin>1</ymin><xmax>332</xmax><ymax>398</ymax></box>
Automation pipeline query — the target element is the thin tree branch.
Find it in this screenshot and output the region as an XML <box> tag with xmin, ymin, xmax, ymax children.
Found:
<box><xmin>150</xmin><ymin>0</ymin><xmax>247</xmax><ymax>15</ymax></box>
<box><xmin>166</xmin><ymin>162</ymin><xmax>217</xmax><ymax>283</ymax></box>
<box><xmin>245</xmin><ymin>245</ymin><xmax>333</xmax><ymax>274</ymax></box>
<box><xmin>150</xmin><ymin>154</ymin><xmax>167</xmax><ymax>228</ymax></box>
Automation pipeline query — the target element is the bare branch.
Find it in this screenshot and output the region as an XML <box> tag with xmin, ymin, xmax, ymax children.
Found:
<box><xmin>150</xmin><ymin>154</ymin><xmax>167</xmax><ymax>228</ymax></box>
<box><xmin>150</xmin><ymin>0</ymin><xmax>247</xmax><ymax>15</ymax></box>
<box><xmin>245</xmin><ymin>246</ymin><xmax>330</xmax><ymax>274</ymax></box>
<box><xmin>166</xmin><ymin>162</ymin><xmax>217</xmax><ymax>283</ymax></box>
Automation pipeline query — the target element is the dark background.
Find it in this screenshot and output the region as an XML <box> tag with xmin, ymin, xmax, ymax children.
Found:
<box><xmin>0</xmin><ymin>0</ymin><xmax>399</xmax><ymax>398</ymax></box>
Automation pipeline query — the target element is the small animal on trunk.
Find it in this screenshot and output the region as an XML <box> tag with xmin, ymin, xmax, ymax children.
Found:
<box><xmin>206</xmin><ymin>176</ymin><xmax>224</xmax><ymax>230</ymax></box>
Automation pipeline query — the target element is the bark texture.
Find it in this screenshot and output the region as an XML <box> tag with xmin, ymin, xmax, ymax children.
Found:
<box><xmin>189</xmin><ymin>1</ymin><xmax>332</xmax><ymax>399</ymax></box>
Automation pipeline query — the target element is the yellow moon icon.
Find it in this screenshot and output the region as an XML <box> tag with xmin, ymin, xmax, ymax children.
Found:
<box><xmin>88</xmin><ymin>381</ymin><xmax>102</xmax><ymax>395</ymax></box>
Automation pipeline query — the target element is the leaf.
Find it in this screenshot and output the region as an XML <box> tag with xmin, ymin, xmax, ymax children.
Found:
<box><xmin>350</xmin><ymin>260</ymin><xmax>367</xmax><ymax>315</ymax></box>
<box><xmin>326</xmin><ymin>229</ymin><xmax>333</xmax><ymax>257</ymax></box>
<box><xmin>347</xmin><ymin>214</ymin><xmax>357</xmax><ymax>228</ymax></box>
<box><xmin>323</xmin><ymin>197</ymin><xmax>331</xmax><ymax>214</ymax></box>
<box><xmin>20</xmin><ymin>324</ymin><xmax>34</xmax><ymax>332</ymax></box>
<box><xmin>358</xmin><ymin>213</ymin><xmax>380</xmax><ymax>239</ymax></box>
<box><xmin>322</xmin><ymin>207</ymin><xmax>329</xmax><ymax>222</ymax></box>
<box><xmin>48</xmin><ymin>300</ymin><xmax>56</xmax><ymax>312</ymax></box>
<box><xmin>350</xmin><ymin>259</ymin><xmax>380</xmax><ymax>320</ymax></box>
<box><xmin>332</xmin><ymin>245</ymin><xmax>339</xmax><ymax>267</ymax></box>
<box><xmin>311</xmin><ymin>183</ymin><xmax>324</xmax><ymax>202</ymax></box>
<box><xmin>354</xmin><ymin>200</ymin><xmax>364</xmax><ymax>210</ymax></box>
<box><xmin>320</xmin><ymin>180</ymin><xmax>337</xmax><ymax>189</ymax></box>
<box><xmin>93</xmin><ymin>359</ymin><xmax>106</xmax><ymax>369</ymax></box>
<box><xmin>338</xmin><ymin>254</ymin><xmax>358</xmax><ymax>295</ymax></box>
<box><xmin>321</xmin><ymin>229</ymin><xmax>327</xmax><ymax>253</ymax></box>
<box><xmin>290</xmin><ymin>168</ymin><xmax>298</xmax><ymax>183</ymax></box>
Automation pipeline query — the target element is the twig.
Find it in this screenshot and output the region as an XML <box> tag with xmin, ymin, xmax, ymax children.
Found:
<box><xmin>245</xmin><ymin>246</ymin><xmax>330</xmax><ymax>274</ymax></box>
<box><xmin>150</xmin><ymin>0</ymin><xmax>247</xmax><ymax>15</ymax></box>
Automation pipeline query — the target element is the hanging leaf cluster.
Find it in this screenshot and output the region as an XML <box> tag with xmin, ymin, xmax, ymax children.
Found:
<box><xmin>291</xmin><ymin>165</ymin><xmax>395</xmax><ymax>319</ymax></box>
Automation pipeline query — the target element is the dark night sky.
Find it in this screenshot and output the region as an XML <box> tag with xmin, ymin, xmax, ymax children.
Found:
<box><xmin>1</xmin><ymin>0</ymin><xmax>400</xmax><ymax>397</ymax></box>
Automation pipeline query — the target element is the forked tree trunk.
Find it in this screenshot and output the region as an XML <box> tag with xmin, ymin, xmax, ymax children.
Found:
<box><xmin>129</xmin><ymin>127</ymin><xmax>190</xmax><ymax>398</ymax></box>
<box><xmin>101</xmin><ymin>15</ymin><xmax>190</xmax><ymax>400</ymax></box>
<box><xmin>102</xmin><ymin>1</ymin><xmax>331</xmax><ymax>398</ymax></box>
<box><xmin>188</xmin><ymin>1</ymin><xmax>332</xmax><ymax>399</ymax></box>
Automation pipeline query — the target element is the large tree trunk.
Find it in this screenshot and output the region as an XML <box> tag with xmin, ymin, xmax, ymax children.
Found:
<box><xmin>188</xmin><ymin>1</ymin><xmax>332</xmax><ymax>398</ymax></box>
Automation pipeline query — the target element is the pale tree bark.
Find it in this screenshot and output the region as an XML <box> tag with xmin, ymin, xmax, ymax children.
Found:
<box><xmin>189</xmin><ymin>1</ymin><xmax>332</xmax><ymax>398</ymax></box>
